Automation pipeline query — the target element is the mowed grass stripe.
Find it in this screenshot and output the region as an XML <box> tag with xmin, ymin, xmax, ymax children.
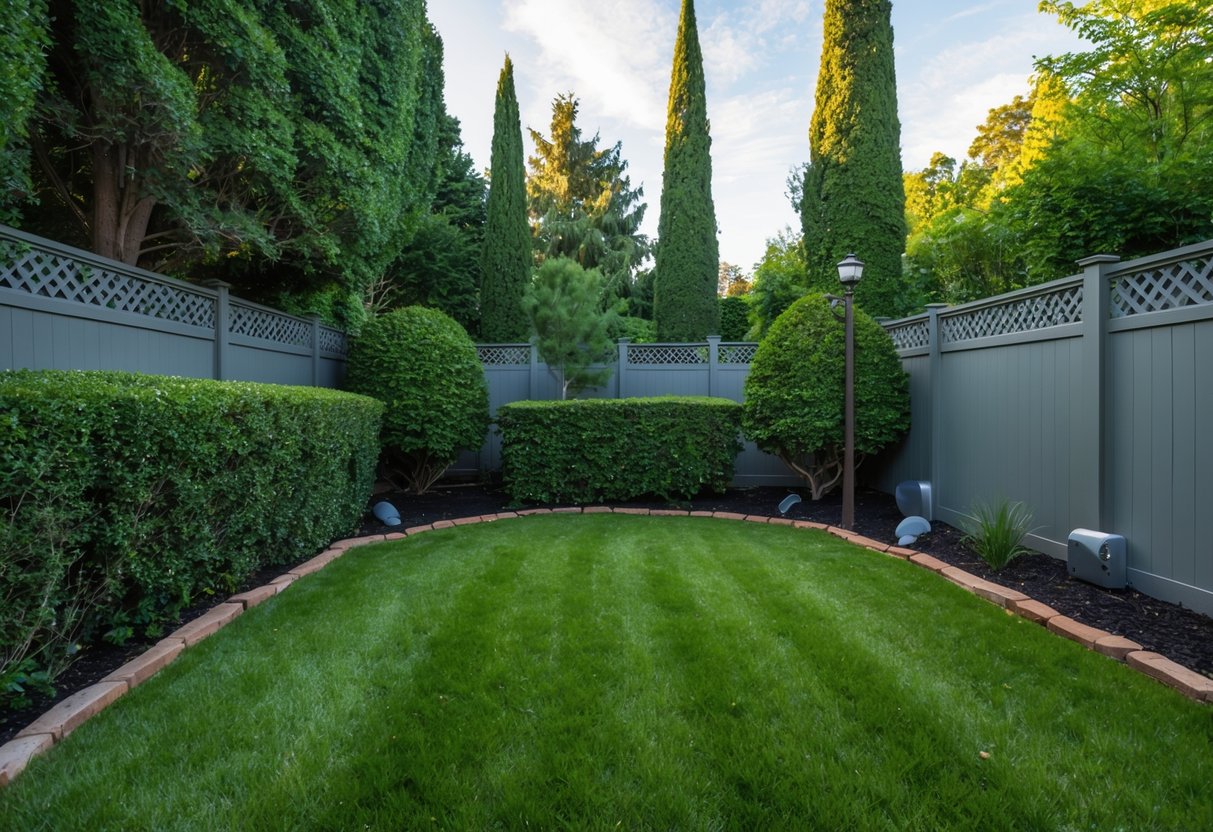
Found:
<box><xmin>1</xmin><ymin>516</ymin><xmax>1210</xmax><ymax>831</ymax></box>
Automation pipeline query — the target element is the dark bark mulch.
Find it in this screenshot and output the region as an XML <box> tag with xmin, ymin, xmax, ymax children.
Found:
<box><xmin>5</xmin><ymin>482</ymin><xmax>1211</xmax><ymax>746</ymax></box>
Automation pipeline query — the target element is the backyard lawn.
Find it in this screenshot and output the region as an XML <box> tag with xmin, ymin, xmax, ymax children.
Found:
<box><xmin>1</xmin><ymin>516</ymin><xmax>1210</xmax><ymax>830</ymax></box>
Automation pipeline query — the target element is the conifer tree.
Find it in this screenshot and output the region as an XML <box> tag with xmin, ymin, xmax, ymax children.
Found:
<box><xmin>801</xmin><ymin>0</ymin><xmax>907</xmax><ymax>317</ymax></box>
<box><xmin>654</xmin><ymin>0</ymin><xmax>720</xmax><ymax>341</ymax></box>
<box><xmin>479</xmin><ymin>55</ymin><xmax>531</xmax><ymax>342</ymax></box>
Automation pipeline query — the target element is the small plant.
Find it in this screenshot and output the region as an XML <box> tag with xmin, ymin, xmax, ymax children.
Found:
<box><xmin>962</xmin><ymin>499</ymin><xmax>1035</xmax><ymax>571</ymax></box>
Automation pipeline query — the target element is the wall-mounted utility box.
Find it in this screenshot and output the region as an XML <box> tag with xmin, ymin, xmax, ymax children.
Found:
<box><xmin>1067</xmin><ymin>529</ymin><xmax>1127</xmax><ymax>589</ymax></box>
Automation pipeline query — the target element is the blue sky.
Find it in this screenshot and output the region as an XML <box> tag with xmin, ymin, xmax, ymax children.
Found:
<box><xmin>430</xmin><ymin>0</ymin><xmax>1082</xmax><ymax>272</ymax></box>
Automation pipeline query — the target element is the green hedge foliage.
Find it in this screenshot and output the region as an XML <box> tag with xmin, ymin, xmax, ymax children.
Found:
<box><xmin>345</xmin><ymin>306</ymin><xmax>489</xmax><ymax>494</ymax></box>
<box><xmin>498</xmin><ymin>397</ymin><xmax>743</xmax><ymax>504</ymax></box>
<box><xmin>0</xmin><ymin>370</ymin><xmax>382</xmax><ymax>704</ymax></box>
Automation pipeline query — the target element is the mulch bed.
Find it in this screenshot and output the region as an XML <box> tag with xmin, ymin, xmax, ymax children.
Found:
<box><xmin>5</xmin><ymin>482</ymin><xmax>1211</xmax><ymax>746</ymax></box>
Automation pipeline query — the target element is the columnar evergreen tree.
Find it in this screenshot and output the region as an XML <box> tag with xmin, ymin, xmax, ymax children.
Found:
<box><xmin>479</xmin><ymin>55</ymin><xmax>532</xmax><ymax>342</ymax></box>
<box><xmin>801</xmin><ymin>0</ymin><xmax>907</xmax><ymax>317</ymax></box>
<box><xmin>653</xmin><ymin>0</ymin><xmax>720</xmax><ymax>341</ymax></box>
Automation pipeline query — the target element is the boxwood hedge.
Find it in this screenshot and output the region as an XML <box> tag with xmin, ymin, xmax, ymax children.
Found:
<box><xmin>0</xmin><ymin>370</ymin><xmax>382</xmax><ymax>704</ymax></box>
<box><xmin>498</xmin><ymin>397</ymin><xmax>743</xmax><ymax>504</ymax></box>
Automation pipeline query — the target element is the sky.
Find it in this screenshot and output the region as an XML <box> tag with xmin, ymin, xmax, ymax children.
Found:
<box><xmin>429</xmin><ymin>1</ymin><xmax>1084</xmax><ymax>273</ymax></box>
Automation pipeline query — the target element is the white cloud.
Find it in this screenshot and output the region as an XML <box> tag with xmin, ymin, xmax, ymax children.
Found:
<box><xmin>701</xmin><ymin>0</ymin><xmax>815</xmax><ymax>85</ymax></box>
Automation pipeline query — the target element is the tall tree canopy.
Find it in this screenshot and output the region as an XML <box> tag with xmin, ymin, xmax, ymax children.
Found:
<box><xmin>905</xmin><ymin>0</ymin><xmax>1213</xmax><ymax>304</ymax></box>
<box><xmin>800</xmin><ymin>0</ymin><xmax>907</xmax><ymax>318</ymax></box>
<box><xmin>653</xmin><ymin>0</ymin><xmax>720</xmax><ymax>341</ymax></box>
<box><xmin>479</xmin><ymin>54</ymin><xmax>531</xmax><ymax>342</ymax></box>
<box><xmin>5</xmin><ymin>0</ymin><xmax>445</xmax><ymax>323</ymax></box>
<box><xmin>526</xmin><ymin>93</ymin><xmax>649</xmax><ymax>305</ymax></box>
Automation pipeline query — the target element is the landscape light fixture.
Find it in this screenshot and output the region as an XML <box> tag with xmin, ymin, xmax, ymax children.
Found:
<box><xmin>837</xmin><ymin>253</ymin><xmax>864</xmax><ymax>530</ymax></box>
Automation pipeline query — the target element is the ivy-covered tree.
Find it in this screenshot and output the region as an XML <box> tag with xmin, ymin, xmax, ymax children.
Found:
<box><xmin>526</xmin><ymin>93</ymin><xmax>649</xmax><ymax>304</ymax></box>
<box><xmin>653</xmin><ymin>0</ymin><xmax>720</xmax><ymax>341</ymax></box>
<box><xmin>479</xmin><ymin>54</ymin><xmax>531</xmax><ymax>342</ymax></box>
<box><xmin>13</xmin><ymin>0</ymin><xmax>440</xmax><ymax>322</ymax></box>
<box><xmin>801</xmin><ymin>0</ymin><xmax>907</xmax><ymax>317</ymax></box>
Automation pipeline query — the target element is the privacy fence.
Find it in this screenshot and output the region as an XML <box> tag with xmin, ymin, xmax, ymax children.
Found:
<box><xmin>0</xmin><ymin>225</ymin><xmax>348</xmax><ymax>387</ymax></box>
<box><xmin>452</xmin><ymin>338</ymin><xmax>800</xmax><ymax>488</ymax></box>
<box><xmin>874</xmin><ymin>239</ymin><xmax>1213</xmax><ymax>616</ymax></box>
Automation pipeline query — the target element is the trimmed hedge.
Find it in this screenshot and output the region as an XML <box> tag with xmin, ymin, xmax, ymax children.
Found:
<box><xmin>498</xmin><ymin>397</ymin><xmax>743</xmax><ymax>504</ymax></box>
<box><xmin>0</xmin><ymin>370</ymin><xmax>382</xmax><ymax>704</ymax></box>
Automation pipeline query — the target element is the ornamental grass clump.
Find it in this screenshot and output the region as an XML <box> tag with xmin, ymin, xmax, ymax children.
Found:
<box><xmin>962</xmin><ymin>498</ymin><xmax>1035</xmax><ymax>571</ymax></box>
<box><xmin>345</xmin><ymin>306</ymin><xmax>489</xmax><ymax>495</ymax></box>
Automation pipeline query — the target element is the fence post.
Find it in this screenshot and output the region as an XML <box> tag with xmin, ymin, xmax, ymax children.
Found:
<box><xmin>616</xmin><ymin>338</ymin><xmax>630</xmax><ymax>399</ymax></box>
<box><xmin>309</xmin><ymin>315</ymin><xmax>322</xmax><ymax>387</ymax></box>
<box><xmin>925</xmin><ymin>303</ymin><xmax>948</xmax><ymax>521</ymax></box>
<box><xmin>529</xmin><ymin>340</ymin><xmax>540</xmax><ymax>399</ymax></box>
<box><xmin>707</xmin><ymin>336</ymin><xmax>720</xmax><ymax>397</ymax></box>
<box><xmin>202</xmin><ymin>280</ymin><xmax>231</xmax><ymax>381</ymax></box>
<box><xmin>1077</xmin><ymin>254</ymin><xmax>1119</xmax><ymax>531</ymax></box>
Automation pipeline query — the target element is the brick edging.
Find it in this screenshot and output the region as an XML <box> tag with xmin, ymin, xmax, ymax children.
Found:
<box><xmin>3</xmin><ymin>510</ymin><xmax>1209</xmax><ymax>786</ymax></box>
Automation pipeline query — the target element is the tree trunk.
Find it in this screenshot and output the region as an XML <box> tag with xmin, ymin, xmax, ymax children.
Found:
<box><xmin>91</xmin><ymin>141</ymin><xmax>157</xmax><ymax>266</ymax></box>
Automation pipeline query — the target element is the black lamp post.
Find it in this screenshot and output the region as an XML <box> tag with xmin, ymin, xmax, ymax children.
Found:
<box><xmin>836</xmin><ymin>253</ymin><xmax>864</xmax><ymax>531</ymax></box>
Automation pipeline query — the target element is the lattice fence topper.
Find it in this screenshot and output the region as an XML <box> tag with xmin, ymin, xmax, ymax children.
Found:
<box><xmin>229</xmin><ymin>303</ymin><xmax>312</xmax><ymax>347</ymax></box>
<box><xmin>1111</xmin><ymin>256</ymin><xmax>1213</xmax><ymax>317</ymax></box>
<box><xmin>941</xmin><ymin>284</ymin><xmax>1084</xmax><ymax>344</ymax></box>
<box><xmin>477</xmin><ymin>345</ymin><xmax>530</xmax><ymax>365</ymax></box>
<box><xmin>318</xmin><ymin>327</ymin><xmax>348</xmax><ymax>356</ymax></box>
<box><xmin>0</xmin><ymin>242</ymin><xmax>216</xmax><ymax>329</ymax></box>
<box><xmin>887</xmin><ymin>319</ymin><xmax>930</xmax><ymax>351</ymax></box>
<box><xmin>718</xmin><ymin>343</ymin><xmax>758</xmax><ymax>364</ymax></box>
<box><xmin>627</xmin><ymin>344</ymin><xmax>708</xmax><ymax>365</ymax></box>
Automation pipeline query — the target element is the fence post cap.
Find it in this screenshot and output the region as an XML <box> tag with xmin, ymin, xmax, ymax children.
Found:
<box><xmin>200</xmin><ymin>279</ymin><xmax>232</xmax><ymax>289</ymax></box>
<box><xmin>1076</xmin><ymin>254</ymin><xmax>1121</xmax><ymax>267</ymax></box>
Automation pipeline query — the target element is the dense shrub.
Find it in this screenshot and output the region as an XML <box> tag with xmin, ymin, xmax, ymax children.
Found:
<box><xmin>719</xmin><ymin>295</ymin><xmax>751</xmax><ymax>341</ymax></box>
<box><xmin>0</xmin><ymin>370</ymin><xmax>382</xmax><ymax>706</ymax></box>
<box><xmin>498</xmin><ymin>397</ymin><xmax>742</xmax><ymax>504</ymax></box>
<box><xmin>743</xmin><ymin>294</ymin><xmax>909</xmax><ymax>499</ymax></box>
<box><xmin>345</xmin><ymin>306</ymin><xmax>489</xmax><ymax>494</ymax></box>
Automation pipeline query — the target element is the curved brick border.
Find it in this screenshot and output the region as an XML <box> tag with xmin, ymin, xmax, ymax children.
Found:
<box><xmin>3</xmin><ymin>509</ymin><xmax>1210</xmax><ymax>786</ymax></box>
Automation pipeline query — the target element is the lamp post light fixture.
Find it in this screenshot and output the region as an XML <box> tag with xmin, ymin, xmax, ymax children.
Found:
<box><xmin>837</xmin><ymin>253</ymin><xmax>864</xmax><ymax>531</ymax></box>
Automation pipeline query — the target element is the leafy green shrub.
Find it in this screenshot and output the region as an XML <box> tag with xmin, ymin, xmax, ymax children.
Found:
<box><xmin>610</xmin><ymin>316</ymin><xmax>656</xmax><ymax>344</ymax></box>
<box><xmin>743</xmin><ymin>293</ymin><xmax>909</xmax><ymax>499</ymax></box>
<box><xmin>961</xmin><ymin>499</ymin><xmax>1035</xmax><ymax>571</ymax></box>
<box><xmin>345</xmin><ymin>306</ymin><xmax>489</xmax><ymax>494</ymax></box>
<box><xmin>719</xmin><ymin>295</ymin><xmax>750</xmax><ymax>341</ymax></box>
<box><xmin>0</xmin><ymin>370</ymin><xmax>382</xmax><ymax>707</ymax></box>
<box><xmin>498</xmin><ymin>397</ymin><xmax>742</xmax><ymax>504</ymax></box>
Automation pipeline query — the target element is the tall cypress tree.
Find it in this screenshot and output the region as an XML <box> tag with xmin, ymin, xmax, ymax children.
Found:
<box><xmin>653</xmin><ymin>0</ymin><xmax>720</xmax><ymax>342</ymax></box>
<box><xmin>479</xmin><ymin>55</ymin><xmax>531</xmax><ymax>342</ymax></box>
<box><xmin>801</xmin><ymin>0</ymin><xmax>907</xmax><ymax>317</ymax></box>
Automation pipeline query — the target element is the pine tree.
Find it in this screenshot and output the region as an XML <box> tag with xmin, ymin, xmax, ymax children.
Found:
<box><xmin>653</xmin><ymin>0</ymin><xmax>720</xmax><ymax>341</ymax></box>
<box><xmin>801</xmin><ymin>0</ymin><xmax>907</xmax><ymax>317</ymax></box>
<box><xmin>479</xmin><ymin>55</ymin><xmax>531</xmax><ymax>342</ymax></box>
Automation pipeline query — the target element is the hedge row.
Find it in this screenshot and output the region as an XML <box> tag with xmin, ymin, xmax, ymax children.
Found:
<box><xmin>0</xmin><ymin>370</ymin><xmax>382</xmax><ymax>702</ymax></box>
<box><xmin>498</xmin><ymin>397</ymin><xmax>743</xmax><ymax>504</ymax></box>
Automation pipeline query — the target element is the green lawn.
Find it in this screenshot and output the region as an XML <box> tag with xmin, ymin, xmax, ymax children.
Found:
<box><xmin>2</xmin><ymin>516</ymin><xmax>1210</xmax><ymax>830</ymax></box>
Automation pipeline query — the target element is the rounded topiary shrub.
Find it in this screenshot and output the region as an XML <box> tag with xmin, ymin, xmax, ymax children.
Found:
<box><xmin>346</xmin><ymin>306</ymin><xmax>489</xmax><ymax>494</ymax></box>
<box><xmin>743</xmin><ymin>293</ymin><xmax>909</xmax><ymax>499</ymax></box>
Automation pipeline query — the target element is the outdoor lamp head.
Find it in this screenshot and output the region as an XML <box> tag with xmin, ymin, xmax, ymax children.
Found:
<box><xmin>837</xmin><ymin>253</ymin><xmax>864</xmax><ymax>287</ymax></box>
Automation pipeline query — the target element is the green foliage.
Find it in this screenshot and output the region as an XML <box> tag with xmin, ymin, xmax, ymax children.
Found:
<box><xmin>498</xmin><ymin>397</ymin><xmax>742</xmax><ymax>504</ymax></box>
<box><xmin>480</xmin><ymin>55</ymin><xmax>532</xmax><ymax>342</ymax></box>
<box><xmin>527</xmin><ymin>94</ymin><xmax>649</xmax><ymax>300</ymax></box>
<box><xmin>12</xmin><ymin>1</ymin><xmax>442</xmax><ymax>323</ymax></box>
<box><xmin>748</xmin><ymin>228</ymin><xmax>808</xmax><ymax>337</ymax></box>
<box><xmin>609</xmin><ymin>315</ymin><xmax>657</xmax><ymax>344</ymax></box>
<box><xmin>801</xmin><ymin>0</ymin><xmax>907</xmax><ymax>318</ymax></box>
<box><xmin>961</xmin><ymin>499</ymin><xmax>1035</xmax><ymax>571</ymax></box>
<box><xmin>653</xmin><ymin>0</ymin><xmax>720</xmax><ymax>341</ymax></box>
<box><xmin>718</xmin><ymin>295</ymin><xmax>750</xmax><ymax>341</ymax></box>
<box><xmin>743</xmin><ymin>294</ymin><xmax>909</xmax><ymax>499</ymax></box>
<box><xmin>0</xmin><ymin>370</ymin><xmax>382</xmax><ymax>707</ymax></box>
<box><xmin>523</xmin><ymin>258</ymin><xmax>618</xmax><ymax>399</ymax></box>
<box><xmin>345</xmin><ymin>307</ymin><xmax>489</xmax><ymax>494</ymax></box>
<box><xmin>0</xmin><ymin>0</ymin><xmax>49</xmax><ymax>224</ymax></box>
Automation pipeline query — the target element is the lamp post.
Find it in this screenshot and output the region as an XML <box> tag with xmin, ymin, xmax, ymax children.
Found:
<box><xmin>837</xmin><ymin>254</ymin><xmax>864</xmax><ymax>531</ymax></box>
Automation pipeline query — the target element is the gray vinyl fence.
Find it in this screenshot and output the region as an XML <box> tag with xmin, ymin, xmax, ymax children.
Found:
<box><xmin>0</xmin><ymin>225</ymin><xmax>348</xmax><ymax>386</ymax></box>
<box><xmin>451</xmin><ymin>338</ymin><xmax>800</xmax><ymax>488</ymax></box>
<box><xmin>872</xmin><ymin>239</ymin><xmax>1213</xmax><ymax>616</ymax></box>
